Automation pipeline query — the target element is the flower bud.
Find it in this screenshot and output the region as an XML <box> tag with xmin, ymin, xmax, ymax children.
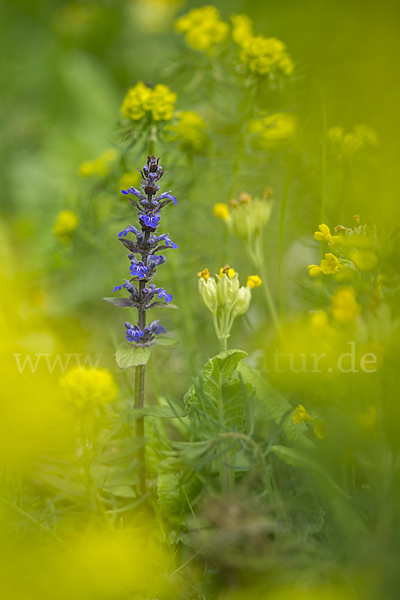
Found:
<box><xmin>218</xmin><ymin>271</ymin><xmax>240</xmax><ymax>310</ymax></box>
<box><xmin>231</xmin><ymin>285</ymin><xmax>251</xmax><ymax>318</ymax></box>
<box><xmin>198</xmin><ymin>277</ymin><xmax>218</xmax><ymax>313</ymax></box>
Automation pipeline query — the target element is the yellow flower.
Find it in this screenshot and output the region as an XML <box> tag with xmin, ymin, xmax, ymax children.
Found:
<box><xmin>308</xmin><ymin>253</ymin><xmax>340</xmax><ymax>277</ymax></box>
<box><xmin>330</xmin><ymin>286</ymin><xmax>360</xmax><ymax>323</ymax></box>
<box><xmin>166</xmin><ymin>110</ymin><xmax>207</xmax><ymax>151</ymax></box>
<box><xmin>239</xmin><ymin>35</ymin><xmax>294</xmax><ymax>76</ymax></box>
<box><xmin>350</xmin><ymin>250</ymin><xmax>378</xmax><ymax>271</ymax></box>
<box><xmin>60</xmin><ymin>367</ymin><xmax>118</xmax><ymax>409</ymax></box>
<box><xmin>175</xmin><ymin>6</ymin><xmax>229</xmax><ymax>52</ymax></box>
<box><xmin>249</xmin><ymin>113</ymin><xmax>296</xmax><ymax>147</ymax></box>
<box><xmin>231</xmin><ymin>14</ymin><xmax>253</xmax><ymax>46</ymax></box>
<box><xmin>118</xmin><ymin>171</ymin><xmax>141</xmax><ymax>197</ymax></box>
<box><xmin>308</xmin><ymin>264</ymin><xmax>323</xmax><ymax>277</ymax></box>
<box><xmin>197</xmin><ymin>268</ymin><xmax>210</xmax><ymax>281</ymax></box>
<box><xmin>53</xmin><ymin>210</ymin><xmax>79</xmax><ymax>244</ymax></box>
<box><xmin>219</xmin><ymin>266</ymin><xmax>235</xmax><ymax>279</ymax></box>
<box><xmin>356</xmin><ymin>405</ymin><xmax>378</xmax><ymax>430</ymax></box>
<box><xmin>246</xmin><ymin>275</ymin><xmax>262</xmax><ymax>289</ymax></box>
<box><xmin>292</xmin><ymin>404</ymin><xmax>312</xmax><ymax>424</ymax></box>
<box><xmin>328</xmin><ymin>125</ymin><xmax>344</xmax><ymax>144</ymax></box>
<box><xmin>213</xmin><ymin>203</ymin><xmax>230</xmax><ymax>220</ymax></box>
<box><xmin>121</xmin><ymin>82</ymin><xmax>176</xmax><ymax>122</ymax></box>
<box><xmin>79</xmin><ymin>149</ymin><xmax>118</xmax><ymax>178</ymax></box>
<box><xmin>314</xmin><ymin>420</ymin><xmax>327</xmax><ymax>439</ymax></box>
<box><xmin>314</xmin><ymin>224</ymin><xmax>333</xmax><ymax>243</ymax></box>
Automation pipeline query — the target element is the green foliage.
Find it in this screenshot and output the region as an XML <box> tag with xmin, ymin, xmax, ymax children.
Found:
<box><xmin>115</xmin><ymin>343</ymin><xmax>151</xmax><ymax>368</ymax></box>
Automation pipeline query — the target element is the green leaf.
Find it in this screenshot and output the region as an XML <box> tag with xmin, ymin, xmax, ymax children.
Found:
<box><xmin>148</xmin><ymin>302</ymin><xmax>180</xmax><ymax>309</ymax></box>
<box><xmin>270</xmin><ymin>445</ymin><xmax>350</xmax><ymax>499</ymax></box>
<box><xmin>134</xmin><ymin>405</ymin><xmax>186</xmax><ymax>418</ymax></box>
<box><xmin>103</xmin><ymin>297</ymin><xmax>134</xmax><ymax>308</ymax></box>
<box><xmin>155</xmin><ymin>336</ymin><xmax>179</xmax><ymax>346</ymax></box>
<box><xmin>237</xmin><ymin>362</ymin><xmax>315</xmax><ymax>450</ymax></box>
<box><xmin>115</xmin><ymin>343</ymin><xmax>151</xmax><ymax>369</ymax></box>
<box><xmin>183</xmin><ymin>349</ymin><xmax>250</xmax><ymax>432</ymax></box>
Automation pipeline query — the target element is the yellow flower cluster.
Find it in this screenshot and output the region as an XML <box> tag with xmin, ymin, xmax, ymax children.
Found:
<box><xmin>174</xmin><ymin>6</ymin><xmax>229</xmax><ymax>52</ymax></box>
<box><xmin>79</xmin><ymin>149</ymin><xmax>118</xmax><ymax>178</ymax></box>
<box><xmin>213</xmin><ymin>189</ymin><xmax>273</xmax><ymax>241</ymax></box>
<box><xmin>121</xmin><ymin>81</ymin><xmax>177</xmax><ymax>122</ymax></box>
<box><xmin>60</xmin><ymin>367</ymin><xmax>118</xmax><ymax>409</ymax></box>
<box><xmin>53</xmin><ymin>210</ymin><xmax>79</xmax><ymax>244</ymax></box>
<box><xmin>166</xmin><ymin>110</ymin><xmax>207</xmax><ymax>152</ymax></box>
<box><xmin>328</xmin><ymin>124</ymin><xmax>378</xmax><ymax>158</ymax></box>
<box><xmin>118</xmin><ymin>171</ymin><xmax>141</xmax><ymax>197</ymax></box>
<box><xmin>308</xmin><ymin>253</ymin><xmax>341</xmax><ymax>278</ymax></box>
<box><xmin>330</xmin><ymin>286</ymin><xmax>360</xmax><ymax>323</ymax></box>
<box><xmin>231</xmin><ymin>14</ymin><xmax>253</xmax><ymax>46</ymax></box>
<box><xmin>249</xmin><ymin>112</ymin><xmax>296</xmax><ymax>147</ymax></box>
<box><xmin>292</xmin><ymin>405</ymin><xmax>326</xmax><ymax>439</ymax></box>
<box><xmin>238</xmin><ymin>35</ymin><xmax>294</xmax><ymax>76</ymax></box>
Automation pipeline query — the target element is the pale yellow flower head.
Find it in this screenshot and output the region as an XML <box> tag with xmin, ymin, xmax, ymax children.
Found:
<box><xmin>246</xmin><ymin>275</ymin><xmax>262</xmax><ymax>289</ymax></box>
<box><xmin>314</xmin><ymin>420</ymin><xmax>327</xmax><ymax>439</ymax></box>
<box><xmin>166</xmin><ymin>110</ymin><xmax>207</xmax><ymax>151</ymax></box>
<box><xmin>292</xmin><ymin>404</ymin><xmax>312</xmax><ymax>424</ymax></box>
<box><xmin>219</xmin><ymin>265</ymin><xmax>236</xmax><ymax>279</ymax></box>
<box><xmin>213</xmin><ymin>203</ymin><xmax>230</xmax><ymax>220</ymax></box>
<box><xmin>239</xmin><ymin>35</ymin><xmax>294</xmax><ymax>76</ymax></box>
<box><xmin>231</xmin><ymin>14</ymin><xmax>253</xmax><ymax>46</ymax></box>
<box><xmin>308</xmin><ymin>253</ymin><xmax>341</xmax><ymax>277</ymax></box>
<box><xmin>197</xmin><ymin>267</ymin><xmax>210</xmax><ymax>281</ymax></box>
<box><xmin>121</xmin><ymin>81</ymin><xmax>177</xmax><ymax>122</ymax></box>
<box><xmin>61</xmin><ymin>367</ymin><xmax>118</xmax><ymax>409</ymax></box>
<box><xmin>53</xmin><ymin>210</ymin><xmax>79</xmax><ymax>244</ymax></box>
<box><xmin>330</xmin><ymin>286</ymin><xmax>361</xmax><ymax>323</ymax></box>
<box><xmin>249</xmin><ymin>113</ymin><xmax>296</xmax><ymax>148</ymax></box>
<box><xmin>314</xmin><ymin>223</ymin><xmax>333</xmax><ymax>244</ymax></box>
<box><xmin>175</xmin><ymin>6</ymin><xmax>229</xmax><ymax>52</ymax></box>
<box><xmin>79</xmin><ymin>149</ymin><xmax>118</xmax><ymax>178</ymax></box>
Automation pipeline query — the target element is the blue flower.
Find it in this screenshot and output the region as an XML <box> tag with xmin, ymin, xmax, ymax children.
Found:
<box><xmin>158</xmin><ymin>289</ymin><xmax>173</xmax><ymax>303</ymax></box>
<box><xmin>156</xmin><ymin>233</ymin><xmax>178</xmax><ymax>249</ymax></box>
<box><xmin>118</xmin><ymin>225</ymin><xmax>139</xmax><ymax>238</ymax></box>
<box><xmin>140</xmin><ymin>213</ymin><xmax>161</xmax><ymax>229</ymax></box>
<box><xmin>145</xmin><ymin>320</ymin><xmax>167</xmax><ymax>336</ymax></box>
<box><xmin>157</xmin><ymin>191</ymin><xmax>178</xmax><ymax>206</ymax></box>
<box><xmin>113</xmin><ymin>283</ymin><xmax>129</xmax><ymax>292</ymax></box>
<box><xmin>121</xmin><ymin>187</ymin><xmax>145</xmax><ymax>202</ymax></box>
<box><xmin>130</xmin><ymin>261</ymin><xmax>148</xmax><ymax>278</ymax></box>
<box><xmin>125</xmin><ymin>322</ymin><xmax>144</xmax><ymax>343</ymax></box>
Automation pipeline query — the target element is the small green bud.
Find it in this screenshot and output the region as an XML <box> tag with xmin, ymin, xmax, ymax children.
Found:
<box><xmin>198</xmin><ymin>277</ymin><xmax>218</xmax><ymax>312</ymax></box>
<box><xmin>218</xmin><ymin>272</ymin><xmax>240</xmax><ymax>310</ymax></box>
<box><xmin>231</xmin><ymin>286</ymin><xmax>251</xmax><ymax>319</ymax></box>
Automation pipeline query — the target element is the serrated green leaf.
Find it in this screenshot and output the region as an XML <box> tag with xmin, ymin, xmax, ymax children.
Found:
<box><xmin>155</xmin><ymin>336</ymin><xmax>179</xmax><ymax>346</ymax></box>
<box><xmin>237</xmin><ymin>362</ymin><xmax>315</xmax><ymax>450</ymax></box>
<box><xmin>115</xmin><ymin>343</ymin><xmax>151</xmax><ymax>369</ymax></box>
<box><xmin>271</xmin><ymin>445</ymin><xmax>350</xmax><ymax>499</ymax></box>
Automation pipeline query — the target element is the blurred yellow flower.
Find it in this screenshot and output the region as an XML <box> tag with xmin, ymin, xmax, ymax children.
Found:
<box><xmin>79</xmin><ymin>148</ymin><xmax>118</xmax><ymax>178</ymax></box>
<box><xmin>166</xmin><ymin>110</ymin><xmax>207</xmax><ymax>151</ymax></box>
<box><xmin>197</xmin><ymin>267</ymin><xmax>210</xmax><ymax>281</ymax></box>
<box><xmin>175</xmin><ymin>6</ymin><xmax>229</xmax><ymax>52</ymax></box>
<box><xmin>350</xmin><ymin>249</ymin><xmax>378</xmax><ymax>271</ymax></box>
<box><xmin>121</xmin><ymin>81</ymin><xmax>177</xmax><ymax>122</ymax></box>
<box><xmin>330</xmin><ymin>286</ymin><xmax>361</xmax><ymax>323</ymax></box>
<box><xmin>219</xmin><ymin>266</ymin><xmax>236</xmax><ymax>278</ymax></box>
<box><xmin>246</xmin><ymin>275</ymin><xmax>262</xmax><ymax>289</ymax></box>
<box><xmin>314</xmin><ymin>420</ymin><xmax>327</xmax><ymax>439</ymax></box>
<box><xmin>239</xmin><ymin>35</ymin><xmax>294</xmax><ymax>76</ymax></box>
<box><xmin>356</xmin><ymin>404</ymin><xmax>378</xmax><ymax>429</ymax></box>
<box><xmin>308</xmin><ymin>253</ymin><xmax>340</xmax><ymax>277</ymax></box>
<box><xmin>314</xmin><ymin>223</ymin><xmax>333</xmax><ymax>243</ymax></box>
<box><xmin>61</xmin><ymin>367</ymin><xmax>118</xmax><ymax>409</ymax></box>
<box><xmin>231</xmin><ymin>14</ymin><xmax>253</xmax><ymax>46</ymax></box>
<box><xmin>249</xmin><ymin>113</ymin><xmax>296</xmax><ymax>147</ymax></box>
<box><xmin>118</xmin><ymin>171</ymin><xmax>141</xmax><ymax>197</ymax></box>
<box><xmin>292</xmin><ymin>404</ymin><xmax>312</xmax><ymax>424</ymax></box>
<box><xmin>329</xmin><ymin>124</ymin><xmax>378</xmax><ymax>158</ymax></box>
<box><xmin>213</xmin><ymin>203</ymin><xmax>230</xmax><ymax>219</ymax></box>
<box><xmin>53</xmin><ymin>210</ymin><xmax>79</xmax><ymax>244</ymax></box>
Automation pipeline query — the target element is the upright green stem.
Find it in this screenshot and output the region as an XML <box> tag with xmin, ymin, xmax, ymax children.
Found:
<box><xmin>279</xmin><ymin>155</ymin><xmax>293</xmax><ymax>324</ymax></box>
<box><xmin>135</xmin><ymin>277</ymin><xmax>147</xmax><ymax>495</ymax></box>
<box><xmin>318</xmin><ymin>84</ymin><xmax>328</xmax><ymax>260</ymax></box>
